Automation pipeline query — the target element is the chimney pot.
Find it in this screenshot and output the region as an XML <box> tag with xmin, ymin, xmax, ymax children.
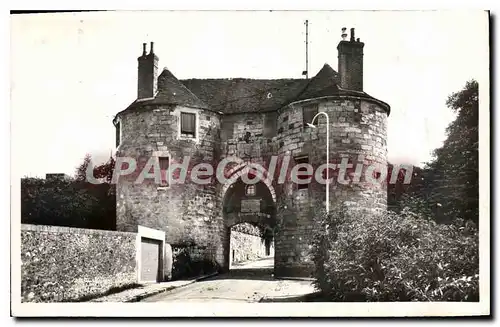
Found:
<box><xmin>142</xmin><ymin>43</ymin><xmax>147</xmax><ymax>56</ymax></box>
<box><xmin>337</xmin><ymin>27</ymin><xmax>364</xmax><ymax>91</ymax></box>
<box><xmin>138</xmin><ymin>42</ymin><xmax>159</xmax><ymax>99</ymax></box>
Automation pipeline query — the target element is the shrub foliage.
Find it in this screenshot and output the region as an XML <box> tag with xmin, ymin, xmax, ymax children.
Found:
<box><xmin>311</xmin><ymin>205</ymin><xmax>479</xmax><ymax>301</ymax></box>
<box><xmin>171</xmin><ymin>245</ymin><xmax>220</xmax><ymax>280</ymax></box>
<box><xmin>21</xmin><ymin>177</ymin><xmax>116</xmax><ymax>230</ymax></box>
<box><xmin>21</xmin><ymin>155</ymin><xmax>117</xmax><ymax>230</ymax></box>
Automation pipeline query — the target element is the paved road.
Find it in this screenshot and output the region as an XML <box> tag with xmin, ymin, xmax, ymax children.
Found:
<box><xmin>142</xmin><ymin>257</ymin><xmax>316</xmax><ymax>303</ymax></box>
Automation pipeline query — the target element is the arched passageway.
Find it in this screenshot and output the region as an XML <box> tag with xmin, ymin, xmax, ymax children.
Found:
<box><xmin>221</xmin><ymin>173</ymin><xmax>277</xmax><ymax>272</ymax></box>
<box><xmin>228</xmin><ymin>222</ymin><xmax>274</xmax><ymax>269</ymax></box>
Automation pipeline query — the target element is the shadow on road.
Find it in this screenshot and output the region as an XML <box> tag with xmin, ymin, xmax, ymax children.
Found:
<box><xmin>230</xmin><ymin>256</ymin><xmax>274</xmax><ymax>267</ymax></box>
<box><xmin>214</xmin><ymin>256</ymin><xmax>276</xmax><ymax>281</ymax></box>
<box><xmin>222</xmin><ymin>267</ymin><xmax>275</xmax><ymax>281</ymax></box>
<box><xmin>259</xmin><ymin>292</ymin><xmax>325</xmax><ymax>302</ymax></box>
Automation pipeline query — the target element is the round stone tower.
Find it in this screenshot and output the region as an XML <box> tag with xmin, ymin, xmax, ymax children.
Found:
<box><xmin>273</xmin><ymin>28</ymin><xmax>390</xmax><ymax>277</ymax></box>
<box><xmin>114</xmin><ymin>42</ymin><xmax>225</xmax><ymax>269</ymax></box>
<box><xmin>113</xmin><ymin>28</ymin><xmax>390</xmax><ymax>279</ymax></box>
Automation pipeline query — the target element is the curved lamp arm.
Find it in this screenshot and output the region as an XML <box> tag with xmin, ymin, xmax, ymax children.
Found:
<box><xmin>306</xmin><ymin>111</ymin><xmax>330</xmax><ymax>213</ymax></box>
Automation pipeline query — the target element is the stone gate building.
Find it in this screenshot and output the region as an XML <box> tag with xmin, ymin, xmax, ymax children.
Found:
<box><xmin>113</xmin><ymin>28</ymin><xmax>390</xmax><ymax>278</ymax></box>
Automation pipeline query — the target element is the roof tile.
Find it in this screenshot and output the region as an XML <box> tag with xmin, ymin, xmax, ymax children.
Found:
<box><xmin>117</xmin><ymin>63</ymin><xmax>389</xmax><ymax>117</ymax></box>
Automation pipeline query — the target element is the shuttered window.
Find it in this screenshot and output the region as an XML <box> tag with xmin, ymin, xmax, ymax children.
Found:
<box><xmin>180</xmin><ymin>112</ymin><xmax>196</xmax><ymax>137</ymax></box>
<box><xmin>159</xmin><ymin>157</ymin><xmax>169</xmax><ymax>186</ymax></box>
<box><xmin>295</xmin><ymin>156</ymin><xmax>311</xmax><ymax>190</ymax></box>
<box><xmin>221</xmin><ymin>119</ymin><xmax>234</xmax><ymax>140</ymax></box>
<box><xmin>263</xmin><ymin>112</ymin><xmax>277</xmax><ymax>137</ymax></box>
<box><xmin>303</xmin><ymin>104</ymin><xmax>319</xmax><ymax>127</ymax></box>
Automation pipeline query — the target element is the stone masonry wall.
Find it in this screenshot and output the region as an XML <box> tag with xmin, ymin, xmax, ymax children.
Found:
<box><xmin>116</xmin><ymin>104</ymin><xmax>225</xmax><ymax>267</ymax></box>
<box><xmin>116</xmin><ymin>96</ymin><xmax>387</xmax><ymax>278</ymax></box>
<box><xmin>220</xmin><ymin>112</ymin><xmax>278</xmax><ymax>170</ymax></box>
<box><xmin>21</xmin><ymin>224</ymin><xmax>137</xmax><ymax>302</ymax></box>
<box><xmin>274</xmin><ymin>102</ymin><xmax>317</xmax><ymax>277</ymax></box>
<box><xmin>230</xmin><ymin>223</ymin><xmax>272</xmax><ymax>265</ymax></box>
<box><xmin>218</xmin><ymin>112</ymin><xmax>278</xmax><ymax>270</ymax></box>
<box><xmin>230</xmin><ymin>230</ymin><xmax>269</xmax><ymax>264</ymax></box>
<box><xmin>273</xmin><ymin>97</ymin><xmax>388</xmax><ymax>277</ymax></box>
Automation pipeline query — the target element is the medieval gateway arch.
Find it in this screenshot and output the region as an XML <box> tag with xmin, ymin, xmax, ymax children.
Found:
<box><xmin>113</xmin><ymin>28</ymin><xmax>390</xmax><ymax>278</ymax></box>
<box><xmin>221</xmin><ymin>163</ymin><xmax>276</xmax><ymax>266</ymax></box>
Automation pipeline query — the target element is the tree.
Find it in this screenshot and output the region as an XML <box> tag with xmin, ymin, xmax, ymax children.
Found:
<box><xmin>22</xmin><ymin>154</ymin><xmax>117</xmax><ymax>230</ymax></box>
<box><xmin>74</xmin><ymin>153</ymin><xmax>116</xmax><ymax>184</ymax></box>
<box><xmin>427</xmin><ymin>80</ymin><xmax>479</xmax><ymax>224</ymax></box>
<box><xmin>387</xmin><ymin>80</ymin><xmax>479</xmax><ymax>225</ymax></box>
<box><xmin>74</xmin><ymin>154</ymin><xmax>92</xmax><ymax>182</ymax></box>
<box><xmin>21</xmin><ymin>177</ymin><xmax>96</xmax><ymax>227</ymax></box>
<box><xmin>387</xmin><ymin>164</ymin><xmax>427</xmax><ymax>212</ymax></box>
<box><xmin>93</xmin><ymin>155</ymin><xmax>116</xmax><ymax>184</ymax></box>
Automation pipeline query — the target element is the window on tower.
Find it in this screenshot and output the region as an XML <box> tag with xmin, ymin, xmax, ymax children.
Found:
<box><xmin>180</xmin><ymin>112</ymin><xmax>196</xmax><ymax>138</ymax></box>
<box><xmin>115</xmin><ymin>121</ymin><xmax>121</xmax><ymax>147</ymax></box>
<box><xmin>159</xmin><ymin>156</ymin><xmax>169</xmax><ymax>186</ymax></box>
<box><xmin>303</xmin><ymin>104</ymin><xmax>319</xmax><ymax>127</ymax></box>
<box><xmin>295</xmin><ymin>156</ymin><xmax>311</xmax><ymax>190</ymax></box>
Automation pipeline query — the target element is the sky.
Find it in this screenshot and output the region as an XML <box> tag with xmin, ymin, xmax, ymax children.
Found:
<box><xmin>10</xmin><ymin>10</ymin><xmax>489</xmax><ymax>178</ymax></box>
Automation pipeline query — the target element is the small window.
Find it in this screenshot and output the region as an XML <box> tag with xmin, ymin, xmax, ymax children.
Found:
<box><xmin>180</xmin><ymin>112</ymin><xmax>196</xmax><ymax>138</ymax></box>
<box><xmin>263</xmin><ymin>112</ymin><xmax>276</xmax><ymax>138</ymax></box>
<box><xmin>303</xmin><ymin>104</ymin><xmax>319</xmax><ymax>127</ymax></box>
<box><xmin>159</xmin><ymin>157</ymin><xmax>169</xmax><ymax>186</ymax></box>
<box><xmin>245</xmin><ymin>184</ymin><xmax>256</xmax><ymax>196</ymax></box>
<box><xmin>115</xmin><ymin>122</ymin><xmax>121</xmax><ymax>147</ymax></box>
<box><xmin>221</xmin><ymin>120</ymin><xmax>234</xmax><ymax>140</ymax></box>
<box><xmin>295</xmin><ymin>156</ymin><xmax>310</xmax><ymax>190</ymax></box>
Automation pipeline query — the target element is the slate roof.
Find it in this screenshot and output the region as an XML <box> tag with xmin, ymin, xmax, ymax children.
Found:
<box><xmin>117</xmin><ymin>63</ymin><xmax>390</xmax><ymax>117</ymax></box>
<box><xmin>181</xmin><ymin>78</ymin><xmax>308</xmax><ymax>114</ymax></box>
<box><xmin>156</xmin><ymin>68</ymin><xmax>209</xmax><ymax>109</ymax></box>
<box><xmin>120</xmin><ymin>68</ymin><xmax>209</xmax><ymax>113</ymax></box>
<box><xmin>294</xmin><ymin>64</ymin><xmax>341</xmax><ymax>101</ymax></box>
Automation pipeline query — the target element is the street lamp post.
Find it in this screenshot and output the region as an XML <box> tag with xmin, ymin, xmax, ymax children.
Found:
<box><xmin>307</xmin><ymin>112</ymin><xmax>330</xmax><ymax>213</ymax></box>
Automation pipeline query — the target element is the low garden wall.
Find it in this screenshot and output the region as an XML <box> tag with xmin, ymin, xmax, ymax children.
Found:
<box><xmin>21</xmin><ymin>224</ymin><xmax>138</xmax><ymax>302</ymax></box>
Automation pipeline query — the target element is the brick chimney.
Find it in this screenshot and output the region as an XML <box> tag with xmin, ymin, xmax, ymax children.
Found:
<box><xmin>337</xmin><ymin>28</ymin><xmax>364</xmax><ymax>91</ymax></box>
<box><xmin>137</xmin><ymin>42</ymin><xmax>158</xmax><ymax>99</ymax></box>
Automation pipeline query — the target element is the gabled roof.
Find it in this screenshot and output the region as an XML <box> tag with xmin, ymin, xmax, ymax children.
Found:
<box><xmin>118</xmin><ymin>68</ymin><xmax>209</xmax><ymax>115</ymax></box>
<box><xmin>179</xmin><ymin>64</ymin><xmax>342</xmax><ymax>114</ymax></box>
<box><xmin>155</xmin><ymin>68</ymin><xmax>209</xmax><ymax>109</ymax></box>
<box><xmin>116</xmin><ymin>63</ymin><xmax>389</xmax><ymax>118</ymax></box>
<box><xmin>293</xmin><ymin>64</ymin><xmax>390</xmax><ymax>113</ymax></box>
<box><xmin>294</xmin><ymin>64</ymin><xmax>340</xmax><ymax>101</ymax></box>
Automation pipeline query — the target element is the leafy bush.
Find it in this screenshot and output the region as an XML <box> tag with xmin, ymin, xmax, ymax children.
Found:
<box><xmin>399</xmin><ymin>194</ymin><xmax>435</xmax><ymax>218</ymax></box>
<box><xmin>231</xmin><ymin>222</ymin><xmax>261</xmax><ymax>236</ymax></box>
<box><xmin>311</xmin><ymin>205</ymin><xmax>479</xmax><ymax>301</ymax></box>
<box><xmin>21</xmin><ymin>177</ymin><xmax>116</xmax><ymax>230</ymax></box>
<box><xmin>171</xmin><ymin>245</ymin><xmax>219</xmax><ymax>280</ymax></box>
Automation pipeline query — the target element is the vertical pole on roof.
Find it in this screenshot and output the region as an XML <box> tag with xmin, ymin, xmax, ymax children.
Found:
<box><xmin>305</xmin><ymin>19</ymin><xmax>309</xmax><ymax>79</ymax></box>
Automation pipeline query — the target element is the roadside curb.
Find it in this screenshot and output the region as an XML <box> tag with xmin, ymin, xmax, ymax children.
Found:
<box><xmin>194</xmin><ymin>271</ymin><xmax>219</xmax><ymax>282</ymax></box>
<box><xmin>275</xmin><ymin>277</ymin><xmax>316</xmax><ymax>282</ymax></box>
<box><xmin>125</xmin><ymin>271</ymin><xmax>220</xmax><ymax>303</ymax></box>
<box><xmin>125</xmin><ymin>285</ymin><xmax>177</xmax><ymax>303</ymax></box>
